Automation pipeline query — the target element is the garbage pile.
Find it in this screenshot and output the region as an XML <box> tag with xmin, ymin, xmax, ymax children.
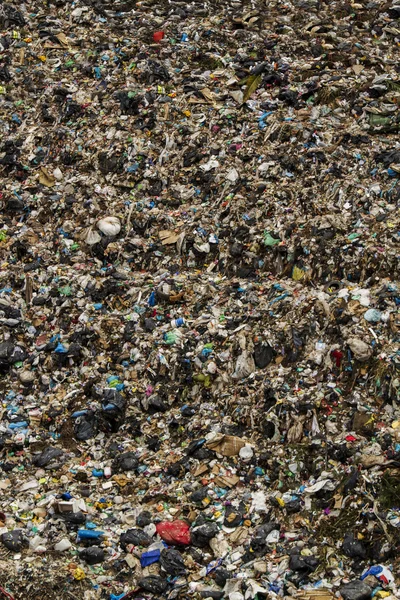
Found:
<box><xmin>0</xmin><ymin>0</ymin><xmax>399</xmax><ymax>598</ymax></box>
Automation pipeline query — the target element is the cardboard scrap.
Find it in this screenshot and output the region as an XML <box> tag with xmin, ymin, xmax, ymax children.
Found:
<box><xmin>159</xmin><ymin>230</ymin><xmax>180</xmax><ymax>245</ymax></box>
<box><xmin>214</xmin><ymin>474</ymin><xmax>240</xmax><ymax>488</ymax></box>
<box><xmin>39</xmin><ymin>167</ymin><xmax>55</xmax><ymax>187</ymax></box>
<box><xmin>206</xmin><ymin>434</ymin><xmax>247</xmax><ymax>457</ymax></box>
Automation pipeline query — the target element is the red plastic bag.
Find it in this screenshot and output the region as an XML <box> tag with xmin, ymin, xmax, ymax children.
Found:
<box><xmin>153</xmin><ymin>31</ymin><xmax>165</xmax><ymax>43</ymax></box>
<box><xmin>156</xmin><ymin>520</ymin><xmax>191</xmax><ymax>545</ymax></box>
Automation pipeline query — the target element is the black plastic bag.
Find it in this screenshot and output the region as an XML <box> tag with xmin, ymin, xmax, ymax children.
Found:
<box><xmin>250</xmin><ymin>522</ymin><xmax>280</xmax><ymax>554</ymax></box>
<box><xmin>254</xmin><ymin>522</ymin><xmax>280</xmax><ymax>540</ymax></box>
<box><xmin>80</xmin><ymin>546</ymin><xmax>105</xmax><ymax>565</ymax></box>
<box><xmin>148</xmin><ymin>61</ymin><xmax>170</xmax><ymax>82</ymax></box>
<box><xmin>116</xmin><ymin>91</ymin><xmax>142</xmax><ymax>115</ymax></box>
<box><xmin>200</xmin><ymin>592</ymin><xmax>224</xmax><ymax>600</ymax></box>
<box><xmin>33</xmin><ymin>447</ymin><xmax>63</xmax><ymax>468</ymax></box>
<box><xmin>214</xmin><ymin>568</ymin><xmax>231</xmax><ymax>588</ymax></box>
<box><xmin>160</xmin><ymin>548</ymin><xmax>186</xmax><ymax>576</ymax></box>
<box><xmin>138</xmin><ymin>576</ymin><xmax>168</xmax><ymax>595</ymax></box>
<box><xmin>136</xmin><ymin>511</ymin><xmax>152</xmax><ymax>527</ymax></box>
<box><xmin>0</xmin><ymin>341</ymin><xmax>26</xmax><ymax>370</ymax></box>
<box><xmin>120</xmin><ymin>528</ymin><xmax>152</xmax><ymax>549</ymax></box>
<box><xmin>143</xmin><ymin>395</ymin><xmax>167</xmax><ymax>414</ymax></box>
<box><xmin>339</xmin><ymin>581</ymin><xmax>372</xmax><ymax>600</ymax></box>
<box><xmin>113</xmin><ymin>452</ymin><xmax>138</xmax><ymax>472</ymax></box>
<box><xmin>186</xmin><ymin>439</ymin><xmax>206</xmax><ymax>456</ymax></box>
<box><xmin>0</xmin><ymin>4</ymin><xmax>26</xmax><ymax>27</ymax></box>
<box><xmin>342</xmin><ymin>533</ymin><xmax>366</xmax><ymax>559</ymax></box>
<box><xmin>102</xmin><ymin>389</ymin><xmax>126</xmax><ymax>416</ymax></box>
<box><xmin>254</xmin><ymin>343</ymin><xmax>274</xmax><ymax>369</ymax></box>
<box><xmin>223</xmin><ymin>502</ymin><xmax>245</xmax><ymax>528</ymax></box>
<box><xmin>285</xmin><ymin>499</ymin><xmax>302</xmax><ymax>514</ymax></box>
<box><xmin>0</xmin><ymin>341</ymin><xmax>14</xmax><ymax>371</ymax></box>
<box><xmin>190</xmin><ymin>487</ymin><xmax>209</xmax><ymax>505</ymax></box>
<box><xmin>75</xmin><ymin>413</ymin><xmax>97</xmax><ymax>441</ymax></box>
<box><xmin>191</xmin><ymin>522</ymin><xmax>219</xmax><ymax>548</ymax></box>
<box><xmin>289</xmin><ymin>552</ymin><xmax>318</xmax><ymax>574</ymax></box>
<box><xmin>1</xmin><ymin>529</ymin><xmax>25</xmax><ymax>552</ymax></box>
<box><xmin>60</xmin><ymin>511</ymin><xmax>86</xmax><ymax>527</ymax></box>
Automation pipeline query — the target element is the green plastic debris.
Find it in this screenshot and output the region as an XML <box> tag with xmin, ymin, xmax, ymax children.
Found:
<box><xmin>264</xmin><ymin>232</ymin><xmax>280</xmax><ymax>246</ymax></box>
<box><xmin>58</xmin><ymin>285</ymin><xmax>72</xmax><ymax>296</ymax></box>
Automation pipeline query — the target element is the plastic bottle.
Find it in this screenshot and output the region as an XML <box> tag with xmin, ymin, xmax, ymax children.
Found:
<box><xmin>171</xmin><ymin>317</ymin><xmax>185</xmax><ymax>328</ymax></box>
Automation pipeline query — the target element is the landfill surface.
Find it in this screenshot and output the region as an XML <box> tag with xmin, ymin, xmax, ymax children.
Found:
<box><xmin>0</xmin><ymin>0</ymin><xmax>399</xmax><ymax>598</ymax></box>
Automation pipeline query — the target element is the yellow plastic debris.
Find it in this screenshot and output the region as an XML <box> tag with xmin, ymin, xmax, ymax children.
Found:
<box><xmin>73</xmin><ymin>568</ymin><xmax>85</xmax><ymax>580</ymax></box>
